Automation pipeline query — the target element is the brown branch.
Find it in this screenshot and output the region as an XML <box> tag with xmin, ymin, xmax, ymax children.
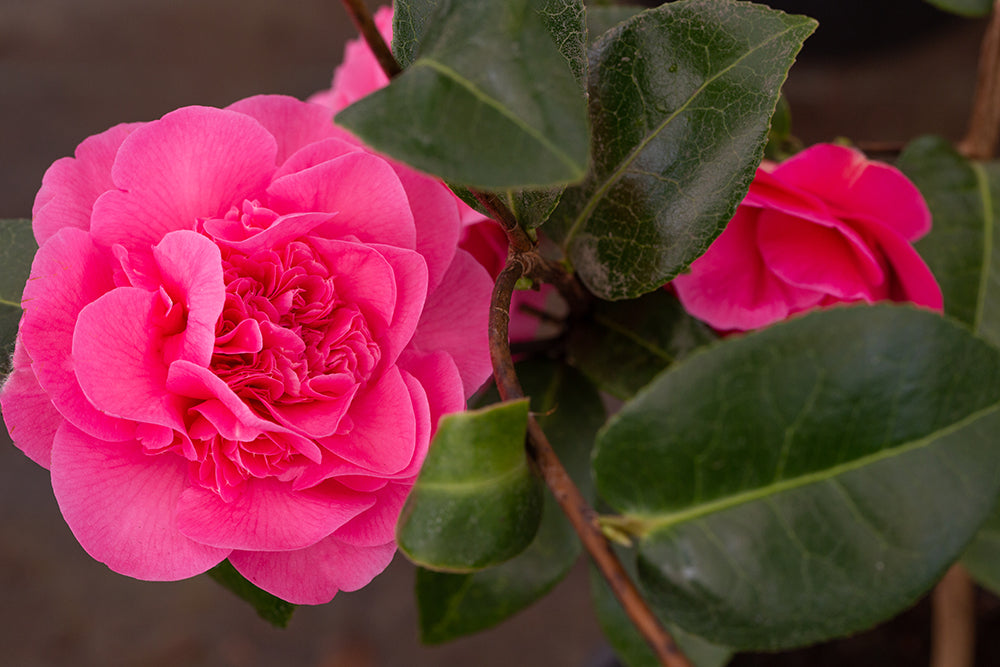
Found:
<box><xmin>339</xmin><ymin>0</ymin><xmax>402</xmax><ymax>78</ymax></box>
<box><xmin>489</xmin><ymin>253</ymin><xmax>691</xmax><ymax>667</ymax></box>
<box><xmin>960</xmin><ymin>0</ymin><xmax>1000</xmax><ymax>160</ymax></box>
<box><xmin>930</xmin><ymin>564</ymin><xmax>976</xmax><ymax>667</ymax></box>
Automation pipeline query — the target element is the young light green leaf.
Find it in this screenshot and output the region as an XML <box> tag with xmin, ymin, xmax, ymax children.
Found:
<box><xmin>0</xmin><ymin>219</ymin><xmax>36</xmax><ymax>366</ymax></box>
<box><xmin>594</xmin><ymin>305</ymin><xmax>1000</xmax><ymax>650</ymax></box>
<box><xmin>340</xmin><ymin>0</ymin><xmax>589</xmax><ymax>190</ymax></box>
<box><xmin>207</xmin><ymin>559</ymin><xmax>296</xmax><ymax>628</ymax></box>
<box><xmin>548</xmin><ymin>0</ymin><xmax>815</xmax><ymax>300</ymax></box>
<box><xmin>923</xmin><ymin>0</ymin><xmax>992</xmax><ymax>17</ymax></box>
<box><xmin>567</xmin><ymin>289</ymin><xmax>717</xmax><ymax>400</ymax></box>
<box><xmin>589</xmin><ymin>548</ymin><xmax>731</xmax><ymax>667</ymax></box>
<box><xmin>397</xmin><ymin>398</ymin><xmax>543</xmax><ymax>572</ymax></box>
<box><xmin>416</xmin><ymin>361</ymin><xmax>605</xmax><ymax>642</ymax></box>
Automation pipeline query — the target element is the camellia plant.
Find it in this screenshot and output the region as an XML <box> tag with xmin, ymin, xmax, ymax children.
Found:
<box><xmin>4</xmin><ymin>0</ymin><xmax>1000</xmax><ymax>665</ymax></box>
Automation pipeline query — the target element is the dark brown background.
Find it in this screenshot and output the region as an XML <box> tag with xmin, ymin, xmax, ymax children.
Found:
<box><xmin>0</xmin><ymin>1</ymin><xmax>991</xmax><ymax>665</ymax></box>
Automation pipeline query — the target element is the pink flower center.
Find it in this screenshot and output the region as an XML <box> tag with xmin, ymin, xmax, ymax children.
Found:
<box><xmin>156</xmin><ymin>202</ymin><xmax>385</xmax><ymax>500</ymax></box>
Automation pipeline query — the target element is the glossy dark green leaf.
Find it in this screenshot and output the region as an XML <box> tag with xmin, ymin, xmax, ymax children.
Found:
<box><xmin>397</xmin><ymin>398</ymin><xmax>543</xmax><ymax>572</ymax></box>
<box><xmin>548</xmin><ymin>0</ymin><xmax>815</xmax><ymax>300</ymax></box>
<box><xmin>897</xmin><ymin>136</ymin><xmax>1000</xmax><ymax>337</ymax></box>
<box><xmin>394</xmin><ymin>0</ymin><xmax>587</xmax><ymax>86</ymax></box>
<box><xmin>962</xmin><ymin>509</ymin><xmax>1000</xmax><ymax>594</ymax></box>
<box><xmin>568</xmin><ymin>289</ymin><xmax>716</xmax><ymax>399</ymax></box>
<box><xmin>924</xmin><ymin>0</ymin><xmax>992</xmax><ymax>17</ymax></box>
<box><xmin>902</xmin><ymin>139</ymin><xmax>1000</xmax><ymax>594</ymax></box>
<box><xmin>594</xmin><ymin>305</ymin><xmax>1000</xmax><ymax>650</ymax></box>
<box><xmin>590</xmin><ymin>548</ymin><xmax>731</xmax><ymax>667</ymax></box>
<box><xmin>0</xmin><ymin>219</ymin><xmax>36</xmax><ymax>367</ymax></box>
<box><xmin>585</xmin><ymin>4</ymin><xmax>643</xmax><ymax>46</ymax></box>
<box><xmin>207</xmin><ymin>560</ymin><xmax>295</xmax><ymax>628</ymax></box>
<box><xmin>341</xmin><ymin>0</ymin><xmax>589</xmax><ymax>190</ymax></box>
<box><xmin>416</xmin><ymin>361</ymin><xmax>604</xmax><ymax>642</ymax></box>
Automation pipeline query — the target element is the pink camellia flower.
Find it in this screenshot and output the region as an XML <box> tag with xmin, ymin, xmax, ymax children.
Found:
<box><xmin>0</xmin><ymin>94</ymin><xmax>492</xmax><ymax>604</ymax></box>
<box><xmin>672</xmin><ymin>143</ymin><xmax>943</xmax><ymax>331</ymax></box>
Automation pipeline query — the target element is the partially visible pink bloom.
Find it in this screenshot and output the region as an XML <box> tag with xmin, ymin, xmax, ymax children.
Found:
<box><xmin>308</xmin><ymin>6</ymin><xmax>393</xmax><ymax>112</ymax></box>
<box><xmin>671</xmin><ymin>143</ymin><xmax>943</xmax><ymax>331</ymax></box>
<box><xmin>311</xmin><ymin>4</ymin><xmax>556</xmax><ymax>341</ymax></box>
<box><xmin>1</xmin><ymin>95</ymin><xmax>492</xmax><ymax>604</ymax></box>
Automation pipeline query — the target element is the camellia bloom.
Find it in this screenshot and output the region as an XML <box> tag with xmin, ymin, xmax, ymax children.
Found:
<box><xmin>0</xmin><ymin>94</ymin><xmax>492</xmax><ymax>604</ymax></box>
<box><xmin>672</xmin><ymin>143</ymin><xmax>943</xmax><ymax>331</ymax></box>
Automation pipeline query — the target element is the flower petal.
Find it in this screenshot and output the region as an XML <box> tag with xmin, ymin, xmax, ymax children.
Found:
<box><xmin>91</xmin><ymin>106</ymin><xmax>278</xmax><ymax>251</ymax></box>
<box><xmin>73</xmin><ymin>287</ymin><xmax>188</xmax><ymax>431</ymax></box>
<box><xmin>153</xmin><ymin>230</ymin><xmax>226</xmax><ymax>367</ymax></box>
<box><xmin>772</xmin><ymin>143</ymin><xmax>931</xmax><ymax>241</ymax></box>
<box><xmin>32</xmin><ymin>123</ymin><xmax>139</xmax><ymax>245</ymax></box>
<box><xmin>175</xmin><ymin>478</ymin><xmax>373</xmax><ymax>551</ymax></box>
<box><xmin>332</xmin><ymin>482</ymin><xmax>411</xmax><ymax>547</ymax></box>
<box><xmin>266</xmin><ymin>151</ymin><xmax>417</xmax><ymax>250</ymax></box>
<box><xmin>225</xmin><ymin>95</ymin><xmax>341</xmax><ymax>165</ymax></box>
<box><xmin>229</xmin><ymin>537</ymin><xmax>396</xmax><ymax>604</ymax></box>
<box><xmin>21</xmin><ymin>228</ymin><xmax>133</xmax><ymax>440</ymax></box>
<box><xmin>849</xmin><ymin>216</ymin><xmax>944</xmax><ymax>311</ymax></box>
<box><xmin>673</xmin><ymin>209</ymin><xmax>811</xmax><ymax>331</ymax></box>
<box><xmin>410</xmin><ymin>249</ymin><xmax>493</xmax><ymax>397</ymax></box>
<box><xmin>756</xmin><ymin>208</ymin><xmax>884</xmax><ymax>301</ymax></box>
<box><xmin>393</xmin><ymin>165</ymin><xmax>461</xmax><ymax>294</ymax></box>
<box><xmin>50</xmin><ymin>422</ymin><xmax>229</xmax><ymax>580</ymax></box>
<box><xmin>0</xmin><ymin>338</ymin><xmax>63</xmax><ymax>468</ymax></box>
<box><xmin>317</xmin><ymin>365</ymin><xmax>418</xmax><ymax>475</ymax></box>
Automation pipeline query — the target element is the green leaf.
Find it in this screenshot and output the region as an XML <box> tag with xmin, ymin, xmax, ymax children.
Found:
<box><xmin>763</xmin><ymin>94</ymin><xmax>799</xmax><ymax>161</ymax></box>
<box><xmin>0</xmin><ymin>219</ymin><xmax>36</xmax><ymax>368</ymax></box>
<box><xmin>506</xmin><ymin>186</ymin><xmax>564</xmax><ymax>229</ymax></box>
<box><xmin>341</xmin><ymin>0</ymin><xmax>590</xmax><ymax>190</ymax></box>
<box><xmin>585</xmin><ymin>5</ymin><xmax>643</xmax><ymax>46</ymax></box>
<box><xmin>568</xmin><ymin>289</ymin><xmax>717</xmax><ymax>400</ymax></box>
<box><xmin>416</xmin><ymin>361</ymin><xmax>605</xmax><ymax>642</ymax></box>
<box><xmin>589</xmin><ymin>547</ymin><xmax>731</xmax><ymax>667</ymax></box>
<box><xmin>593</xmin><ymin>305</ymin><xmax>1000</xmax><ymax>650</ymax></box>
<box><xmin>547</xmin><ymin>0</ymin><xmax>815</xmax><ymax>300</ymax></box>
<box><xmin>923</xmin><ymin>0</ymin><xmax>992</xmax><ymax>17</ymax></box>
<box><xmin>897</xmin><ymin>136</ymin><xmax>1000</xmax><ymax>337</ymax></box>
<box><xmin>207</xmin><ymin>560</ymin><xmax>295</xmax><ymax>628</ymax></box>
<box><xmin>962</xmin><ymin>509</ymin><xmax>1000</xmax><ymax>594</ymax></box>
<box><xmin>397</xmin><ymin>398</ymin><xmax>543</xmax><ymax>572</ymax></box>
<box><xmin>901</xmin><ymin>138</ymin><xmax>1000</xmax><ymax>596</ymax></box>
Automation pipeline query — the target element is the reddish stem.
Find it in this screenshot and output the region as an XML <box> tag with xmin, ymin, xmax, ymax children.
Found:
<box><xmin>930</xmin><ymin>564</ymin><xmax>976</xmax><ymax>667</ymax></box>
<box><xmin>960</xmin><ymin>0</ymin><xmax>1000</xmax><ymax>160</ymax></box>
<box><xmin>339</xmin><ymin>0</ymin><xmax>402</xmax><ymax>78</ymax></box>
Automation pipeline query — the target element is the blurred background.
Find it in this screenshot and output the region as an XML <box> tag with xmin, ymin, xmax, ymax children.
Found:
<box><xmin>0</xmin><ymin>0</ymin><xmax>994</xmax><ymax>665</ymax></box>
